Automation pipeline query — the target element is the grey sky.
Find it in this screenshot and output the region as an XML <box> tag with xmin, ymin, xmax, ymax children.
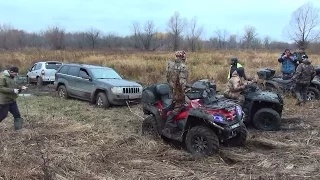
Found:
<box><xmin>0</xmin><ymin>0</ymin><xmax>319</xmax><ymax>42</ymax></box>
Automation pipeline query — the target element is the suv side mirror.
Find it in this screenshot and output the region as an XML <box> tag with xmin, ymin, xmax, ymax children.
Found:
<box><xmin>81</xmin><ymin>74</ymin><xmax>92</xmax><ymax>81</ymax></box>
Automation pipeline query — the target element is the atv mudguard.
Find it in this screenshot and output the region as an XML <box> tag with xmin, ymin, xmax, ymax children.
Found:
<box><xmin>142</xmin><ymin>104</ymin><xmax>165</xmax><ymax>133</ymax></box>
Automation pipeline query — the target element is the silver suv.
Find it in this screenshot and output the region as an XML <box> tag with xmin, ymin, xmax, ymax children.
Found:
<box><xmin>27</xmin><ymin>61</ymin><xmax>62</xmax><ymax>85</ymax></box>
<box><xmin>54</xmin><ymin>63</ymin><xmax>143</xmax><ymax>108</ymax></box>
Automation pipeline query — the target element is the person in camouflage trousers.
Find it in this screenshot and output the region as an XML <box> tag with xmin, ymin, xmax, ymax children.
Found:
<box><xmin>223</xmin><ymin>67</ymin><xmax>247</xmax><ymax>106</ymax></box>
<box><xmin>292</xmin><ymin>55</ymin><xmax>316</xmax><ymax>105</ymax></box>
<box><xmin>162</xmin><ymin>50</ymin><xmax>188</xmax><ymax>139</ymax></box>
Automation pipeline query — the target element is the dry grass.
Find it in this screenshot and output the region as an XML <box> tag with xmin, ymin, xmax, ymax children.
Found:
<box><xmin>0</xmin><ymin>50</ymin><xmax>320</xmax><ymax>179</ymax></box>
<box><xmin>1</xmin><ymin>49</ymin><xmax>320</xmax><ymax>85</ymax></box>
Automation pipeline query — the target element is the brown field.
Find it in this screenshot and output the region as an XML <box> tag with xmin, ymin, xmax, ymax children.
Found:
<box><xmin>1</xmin><ymin>50</ymin><xmax>320</xmax><ymax>179</ymax></box>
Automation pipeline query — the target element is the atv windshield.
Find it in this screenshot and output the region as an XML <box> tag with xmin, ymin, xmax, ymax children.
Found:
<box><xmin>90</xmin><ymin>68</ymin><xmax>122</xmax><ymax>79</ymax></box>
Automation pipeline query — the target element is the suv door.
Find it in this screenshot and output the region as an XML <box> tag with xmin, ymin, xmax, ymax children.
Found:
<box><xmin>27</xmin><ymin>64</ymin><xmax>37</xmax><ymax>82</ymax></box>
<box><xmin>66</xmin><ymin>66</ymin><xmax>80</xmax><ymax>96</ymax></box>
<box><xmin>75</xmin><ymin>68</ymin><xmax>94</xmax><ymax>100</ymax></box>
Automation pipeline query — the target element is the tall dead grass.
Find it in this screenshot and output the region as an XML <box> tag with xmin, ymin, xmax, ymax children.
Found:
<box><xmin>1</xmin><ymin>49</ymin><xmax>320</xmax><ymax>85</ymax></box>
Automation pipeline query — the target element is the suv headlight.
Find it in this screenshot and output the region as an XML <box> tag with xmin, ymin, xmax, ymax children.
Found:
<box><xmin>111</xmin><ymin>87</ymin><xmax>122</xmax><ymax>94</ymax></box>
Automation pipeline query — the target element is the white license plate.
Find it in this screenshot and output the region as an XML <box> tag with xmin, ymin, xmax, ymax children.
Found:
<box><xmin>129</xmin><ymin>94</ymin><xmax>141</xmax><ymax>99</ymax></box>
<box><xmin>231</xmin><ymin>123</ymin><xmax>240</xmax><ymax>129</ymax></box>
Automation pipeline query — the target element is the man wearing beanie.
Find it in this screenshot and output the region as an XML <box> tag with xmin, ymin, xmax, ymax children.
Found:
<box><xmin>0</xmin><ymin>66</ymin><xmax>27</xmax><ymax>130</ymax></box>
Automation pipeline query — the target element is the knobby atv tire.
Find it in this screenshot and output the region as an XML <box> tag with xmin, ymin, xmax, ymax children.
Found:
<box><xmin>185</xmin><ymin>126</ymin><xmax>219</xmax><ymax>156</ymax></box>
<box><xmin>252</xmin><ymin>108</ymin><xmax>281</xmax><ymax>131</ymax></box>
<box><xmin>96</xmin><ymin>92</ymin><xmax>110</xmax><ymax>109</ymax></box>
<box><xmin>307</xmin><ymin>86</ymin><xmax>320</xmax><ymax>101</ymax></box>
<box><xmin>223</xmin><ymin>123</ymin><xmax>248</xmax><ymax>147</ymax></box>
<box><xmin>141</xmin><ymin>116</ymin><xmax>159</xmax><ymax>138</ymax></box>
<box><xmin>58</xmin><ymin>85</ymin><xmax>69</xmax><ymax>99</ymax></box>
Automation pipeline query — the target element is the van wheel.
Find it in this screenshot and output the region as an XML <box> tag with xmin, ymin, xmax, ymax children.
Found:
<box><xmin>96</xmin><ymin>92</ymin><xmax>110</xmax><ymax>109</ymax></box>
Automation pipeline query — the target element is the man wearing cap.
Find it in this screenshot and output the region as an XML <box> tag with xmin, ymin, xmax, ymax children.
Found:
<box><xmin>0</xmin><ymin>67</ymin><xmax>27</xmax><ymax>130</ymax></box>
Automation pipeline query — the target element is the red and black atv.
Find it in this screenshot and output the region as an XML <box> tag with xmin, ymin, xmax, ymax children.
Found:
<box><xmin>141</xmin><ymin>79</ymin><xmax>248</xmax><ymax>156</ymax></box>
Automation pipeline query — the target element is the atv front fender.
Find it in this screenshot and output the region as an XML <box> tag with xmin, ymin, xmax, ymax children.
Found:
<box><xmin>187</xmin><ymin>109</ymin><xmax>225</xmax><ymax>131</ymax></box>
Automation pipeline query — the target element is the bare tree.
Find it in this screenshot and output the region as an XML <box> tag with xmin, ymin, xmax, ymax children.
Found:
<box><xmin>86</xmin><ymin>28</ymin><xmax>101</xmax><ymax>49</ymax></box>
<box><xmin>264</xmin><ymin>36</ymin><xmax>271</xmax><ymax>49</ymax></box>
<box><xmin>140</xmin><ymin>20</ymin><xmax>157</xmax><ymax>50</ymax></box>
<box><xmin>131</xmin><ymin>21</ymin><xmax>142</xmax><ymax>49</ymax></box>
<box><xmin>167</xmin><ymin>11</ymin><xmax>187</xmax><ymax>51</ymax></box>
<box><xmin>227</xmin><ymin>34</ymin><xmax>238</xmax><ymax>49</ymax></box>
<box><xmin>44</xmin><ymin>25</ymin><xmax>65</xmax><ymax>50</ymax></box>
<box><xmin>214</xmin><ymin>28</ymin><xmax>228</xmax><ymax>49</ymax></box>
<box><xmin>186</xmin><ymin>17</ymin><xmax>203</xmax><ymax>52</ymax></box>
<box><xmin>242</xmin><ymin>26</ymin><xmax>258</xmax><ymax>49</ymax></box>
<box><xmin>286</xmin><ymin>2</ymin><xmax>320</xmax><ymax>48</ymax></box>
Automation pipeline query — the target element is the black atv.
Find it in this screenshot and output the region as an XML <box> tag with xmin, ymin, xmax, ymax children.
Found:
<box><xmin>257</xmin><ymin>68</ymin><xmax>320</xmax><ymax>101</ymax></box>
<box><xmin>141</xmin><ymin>80</ymin><xmax>247</xmax><ymax>156</ymax></box>
<box><xmin>213</xmin><ymin>79</ymin><xmax>284</xmax><ymax>131</ymax></box>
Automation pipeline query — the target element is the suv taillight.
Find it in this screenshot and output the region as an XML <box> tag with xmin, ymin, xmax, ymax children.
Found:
<box><xmin>41</xmin><ymin>69</ymin><xmax>45</xmax><ymax>76</ymax></box>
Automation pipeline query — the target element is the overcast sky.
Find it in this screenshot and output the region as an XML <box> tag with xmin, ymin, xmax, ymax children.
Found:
<box><xmin>0</xmin><ymin>0</ymin><xmax>319</xmax><ymax>42</ymax></box>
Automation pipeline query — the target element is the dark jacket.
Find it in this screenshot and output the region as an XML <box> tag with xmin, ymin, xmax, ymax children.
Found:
<box><xmin>278</xmin><ymin>53</ymin><xmax>297</xmax><ymax>74</ymax></box>
<box><xmin>0</xmin><ymin>70</ymin><xmax>20</xmax><ymax>104</ymax></box>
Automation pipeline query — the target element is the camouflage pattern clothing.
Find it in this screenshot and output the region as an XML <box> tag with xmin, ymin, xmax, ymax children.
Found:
<box><xmin>223</xmin><ymin>71</ymin><xmax>246</xmax><ymax>106</ymax></box>
<box><xmin>292</xmin><ymin>58</ymin><xmax>316</xmax><ymax>104</ymax></box>
<box><xmin>163</xmin><ymin>50</ymin><xmax>188</xmax><ymax>132</ymax></box>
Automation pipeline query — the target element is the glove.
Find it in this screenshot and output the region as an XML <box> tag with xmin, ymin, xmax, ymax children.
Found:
<box><xmin>14</xmin><ymin>89</ymin><xmax>19</xmax><ymax>94</ymax></box>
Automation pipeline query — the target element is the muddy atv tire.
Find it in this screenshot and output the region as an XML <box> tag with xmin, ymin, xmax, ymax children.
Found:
<box><xmin>185</xmin><ymin>126</ymin><xmax>219</xmax><ymax>156</ymax></box>
<box><xmin>96</xmin><ymin>92</ymin><xmax>110</xmax><ymax>109</ymax></box>
<box><xmin>223</xmin><ymin>123</ymin><xmax>247</xmax><ymax>147</ymax></box>
<box><xmin>306</xmin><ymin>86</ymin><xmax>320</xmax><ymax>101</ymax></box>
<box><xmin>141</xmin><ymin>116</ymin><xmax>159</xmax><ymax>138</ymax></box>
<box><xmin>252</xmin><ymin>108</ymin><xmax>281</xmax><ymax>131</ymax></box>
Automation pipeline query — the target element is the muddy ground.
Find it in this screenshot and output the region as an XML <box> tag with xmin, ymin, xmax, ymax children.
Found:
<box><xmin>0</xmin><ymin>84</ymin><xmax>319</xmax><ymax>180</ymax></box>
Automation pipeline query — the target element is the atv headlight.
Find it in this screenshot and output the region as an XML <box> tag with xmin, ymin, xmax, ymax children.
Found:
<box><xmin>111</xmin><ymin>87</ymin><xmax>123</xmax><ymax>94</ymax></box>
<box><xmin>235</xmin><ymin>106</ymin><xmax>243</xmax><ymax>117</ymax></box>
<box><xmin>212</xmin><ymin>114</ymin><xmax>224</xmax><ymax>122</ymax></box>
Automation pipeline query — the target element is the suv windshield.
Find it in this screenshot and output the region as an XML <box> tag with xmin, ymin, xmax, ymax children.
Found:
<box><xmin>46</xmin><ymin>62</ymin><xmax>62</xmax><ymax>69</ymax></box>
<box><xmin>90</xmin><ymin>68</ymin><xmax>122</xmax><ymax>79</ymax></box>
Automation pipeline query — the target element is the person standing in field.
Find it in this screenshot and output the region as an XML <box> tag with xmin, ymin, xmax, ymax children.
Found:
<box><xmin>278</xmin><ymin>49</ymin><xmax>297</xmax><ymax>80</ymax></box>
<box><xmin>292</xmin><ymin>55</ymin><xmax>316</xmax><ymax>105</ymax></box>
<box><xmin>293</xmin><ymin>47</ymin><xmax>308</xmax><ymax>69</ymax></box>
<box><xmin>162</xmin><ymin>50</ymin><xmax>189</xmax><ymax>139</ymax></box>
<box><xmin>0</xmin><ymin>67</ymin><xmax>27</xmax><ymax>130</ymax></box>
<box><xmin>224</xmin><ymin>67</ymin><xmax>248</xmax><ymax>106</ymax></box>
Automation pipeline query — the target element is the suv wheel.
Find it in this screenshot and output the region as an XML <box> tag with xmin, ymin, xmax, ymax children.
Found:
<box><xmin>58</xmin><ymin>85</ymin><xmax>68</xmax><ymax>99</ymax></box>
<box><xmin>37</xmin><ymin>77</ymin><xmax>43</xmax><ymax>86</ymax></box>
<box><xmin>96</xmin><ymin>92</ymin><xmax>110</xmax><ymax>108</ymax></box>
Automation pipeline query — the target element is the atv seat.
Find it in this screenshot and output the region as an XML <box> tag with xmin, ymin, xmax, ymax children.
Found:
<box><xmin>156</xmin><ymin>84</ymin><xmax>173</xmax><ymax>109</ymax></box>
<box><xmin>272</xmin><ymin>78</ymin><xmax>292</xmax><ymax>84</ymax></box>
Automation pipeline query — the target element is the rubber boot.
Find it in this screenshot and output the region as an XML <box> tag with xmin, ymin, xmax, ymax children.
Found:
<box><xmin>14</xmin><ymin>118</ymin><xmax>23</xmax><ymax>130</ymax></box>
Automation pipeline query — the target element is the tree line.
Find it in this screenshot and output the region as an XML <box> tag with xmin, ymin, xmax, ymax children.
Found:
<box><xmin>0</xmin><ymin>2</ymin><xmax>319</xmax><ymax>52</ymax></box>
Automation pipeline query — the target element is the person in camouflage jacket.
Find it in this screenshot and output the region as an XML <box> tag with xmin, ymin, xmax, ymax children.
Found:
<box><xmin>293</xmin><ymin>47</ymin><xmax>308</xmax><ymax>69</ymax></box>
<box><xmin>0</xmin><ymin>67</ymin><xmax>27</xmax><ymax>130</ymax></box>
<box><xmin>292</xmin><ymin>55</ymin><xmax>316</xmax><ymax>105</ymax></box>
<box><xmin>223</xmin><ymin>67</ymin><xmax>247</xmax><ymax>106</ymax></box>
<box><xmin>162</xmin><ymin>50</ymin><xmax>188</xmax><ymax>139</ymax></box>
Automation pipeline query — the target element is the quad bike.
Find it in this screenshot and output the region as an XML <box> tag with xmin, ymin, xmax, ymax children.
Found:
<box><xmin>141</xmin><ymin>80</ymin><xmax>247</xmax><ymax>156</ymax></box>
<box><xmin>215</xmin><ymin>80</ymin><xmax>284</xmax><ymax>131</ymax></box>
<box><xmin>256</xmin><ymin>68</ymin><xmax>320</xmax><ymax>101</ymax></box>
